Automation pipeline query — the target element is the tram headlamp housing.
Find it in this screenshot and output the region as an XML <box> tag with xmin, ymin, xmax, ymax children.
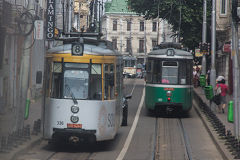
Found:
<box><xmin>71</xmin><ymin>105</ymin><xmax>79</xmax><ymax>113</ymax></box>
<box><xmin>70</xmin><ymin>115</ymin><xmax>79</xmax><ymax>123</ymax></box>
<box><xmin>166</xmin><ymin>91</ymin><xmax>172</xmax><ymax>97</ymax></box>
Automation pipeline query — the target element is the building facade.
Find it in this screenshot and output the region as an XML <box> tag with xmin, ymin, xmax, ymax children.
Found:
<box><xmin>0</xmin><ymin>0</ymin><xmax>45</xmax><ymax>136</ymax></box>
<box><xmin>101</xmin><ymin>0</ymin><xmax>175</xmax><ymax>64</ymax></box>
<box><xmin>215</xmin><ymin>0</ymin><xmax>232</xmax><ymax>90</ymax></box>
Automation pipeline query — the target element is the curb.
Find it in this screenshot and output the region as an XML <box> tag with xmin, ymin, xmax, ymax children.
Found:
<box><xmin>193</xmin><ymin>99</ymin><xmax>233</xmax><ymax>160</ymax></box>
<box><xmin>10</xmin><ymin>136</ymin><xmax>42</xmax><ymax>160</ymax></box>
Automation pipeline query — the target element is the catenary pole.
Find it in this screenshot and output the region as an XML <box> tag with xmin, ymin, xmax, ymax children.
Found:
<box><xmin>210</xmin><ymin>0</ymin><xmax>216</xmax><ymax>110</ymax></box>
<box><xmin>232</xmin><ymin>17</ymin><xmax>240</xmax><ymax>138</ymax></box>
<box><xmin>201</xmin><ymin>0</ymin><xmax>207</xmax><ymax>75</ymax></box>
<box><xmin>210</xmin><ymin>0</ymin><xmax>216</xmax><ymax>89</ymax></box>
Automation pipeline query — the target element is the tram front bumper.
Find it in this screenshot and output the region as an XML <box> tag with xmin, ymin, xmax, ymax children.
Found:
<box><xmin>52</xmin><ymin>128</ymin><xmax>96</xmax><ymax>144</ymax></box>
<box><xmin>155</xmin><ymin>102</ymin><xmax>183</xmax><ymax>111</ymax></box>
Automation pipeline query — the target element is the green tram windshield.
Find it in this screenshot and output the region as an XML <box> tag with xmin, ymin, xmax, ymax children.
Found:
<box><xmin>48</xmin><ymin>62</ymin><xmax>115</xmax><ymax>100</ymax></box>
<box><xmin>146</xmin><ymin>59</ymin><xmax>193</xmax><ymax>85</ymax></box>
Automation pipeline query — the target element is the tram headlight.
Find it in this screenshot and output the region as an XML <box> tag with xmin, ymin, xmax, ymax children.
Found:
<box><xmin>70</xmin><ymin>115</ymin><xmax>79</xmax><ymax>123</ymax></box>
<box><xmin>71</xmin><ymin>105</ymin><xmax>79</xmax><ymax>113</ymax></box>
<box><xmin>166</xmin><ymin>91</ymin><xmax>172</xmax><ymax>97</ymax></box>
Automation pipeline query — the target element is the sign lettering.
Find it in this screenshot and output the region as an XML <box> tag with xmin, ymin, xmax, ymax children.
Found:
<box><xmin>46</xmin><ymin>0</ymin><xmax>55</xmax><ymax>40</ymax></box>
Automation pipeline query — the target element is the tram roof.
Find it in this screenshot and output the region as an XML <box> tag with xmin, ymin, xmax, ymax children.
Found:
<box><xmin>47</xmin><ymin>38</ymin><xmax>121</xmax><ymax>56</ymax></box>
<box><xmin>148</xmin><ymin>48</ymin><xmax>193</xmax><ymax>59</ymax></box>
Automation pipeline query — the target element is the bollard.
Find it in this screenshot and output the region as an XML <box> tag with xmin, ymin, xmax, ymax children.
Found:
<box><xmin>228</xmin><ymin>101</ymin><xmax>234</xmax><ymax>123</ymax></box>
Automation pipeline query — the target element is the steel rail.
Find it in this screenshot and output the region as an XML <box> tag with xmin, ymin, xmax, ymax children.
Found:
<box><xmin>178</xmin><ymin>118</ymin><xmax>193</xmax><ymax>160</ymax></box>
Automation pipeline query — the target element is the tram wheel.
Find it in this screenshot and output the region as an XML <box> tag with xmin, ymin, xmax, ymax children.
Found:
<box><xmin>121</xmin><ymin>105</ymin><xmax>128</xmax><ymax>126</ymax></box>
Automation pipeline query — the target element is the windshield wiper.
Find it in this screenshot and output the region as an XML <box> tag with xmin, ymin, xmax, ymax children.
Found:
<box><xmin>65</xmin><ymin>84</ymin><xmax>78</xmax><ymax>105</ymax></box>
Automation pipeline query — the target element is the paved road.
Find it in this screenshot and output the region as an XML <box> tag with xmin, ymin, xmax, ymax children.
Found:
<box><xmin>14</xmin><ymin>79</ymin><xmax>223</xmax><ymax>160</ymax></box>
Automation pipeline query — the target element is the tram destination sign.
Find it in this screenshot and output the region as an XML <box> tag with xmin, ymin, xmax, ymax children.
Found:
<box><xmin>46</xmin><ymin>0</ymin><xmax>55</xmax><ymax>40</ymax></box>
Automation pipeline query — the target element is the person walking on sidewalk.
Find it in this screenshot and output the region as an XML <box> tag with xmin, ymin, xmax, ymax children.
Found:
<box><xmin>215</xmin><ymin>77</ymin><xmax>228</xmax><ymax>113</ymax></box>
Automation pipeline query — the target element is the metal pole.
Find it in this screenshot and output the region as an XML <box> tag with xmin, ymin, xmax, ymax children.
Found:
<box><xmin>157</xmin><ymin>0</ymin><xmax>160</xmax><ymax>44</ymax></box>
<box><xmin>232</xmin><ymin>19</ymin><xmax>240</xmax><ymax>138</ymax></box>
<box><xmin>178</xmin><ymin>0</ymin><xmax>182</xmax><ymax>42</ymax></box>
<box><xmin>144</xmin><ymin>20</ymin><xmax>147</xmax><ymax>65</ymax></box>
<box><xmin>68</xmin><ymin>0</ymin><xmax>72</xmax><ymax>32</ymax></box>
<box><xmin>210</xmin><ymin>0</ymin><xmax>216</xmax><ymax>88</ymax></box>
<box><xmin>210</xmin><ymin>0</ymin><xmax>216</xmax><ymax>111</ymax></box>
<box><xmin>201</xmin><ymin>0</ymin><xmax>207</xmax><ymax>75</ymax></box>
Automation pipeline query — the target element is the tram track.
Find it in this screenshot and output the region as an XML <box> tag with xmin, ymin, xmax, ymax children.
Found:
<box><xmin>153</xmin><ymin>117</ymin><xmax>193</xmax><ymax>160</ymax></box>
<box><xmin>45</xmin><ymin>151</ymin><xmax>94</xmax><ymax>160</ymax></box>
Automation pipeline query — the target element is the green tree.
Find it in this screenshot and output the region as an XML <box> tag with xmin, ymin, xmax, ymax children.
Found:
<box><xmin>128</xmin><ymin>0</ymin><xmax>212</xmax><ymax>50</ymax></box>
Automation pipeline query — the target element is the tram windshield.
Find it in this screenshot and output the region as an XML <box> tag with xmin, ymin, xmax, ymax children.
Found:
<box><xmin>162</xmin><ymin>61</ymin><xmax>178</xmax><ymax>84</ymax></box>
<box><xmin>50</xmin><ymin>62</ymin><xmax>104</xmax><ymax>100</ymax></box>
<box><xmin>146</xmin><ymin>59</ymin><xmax>192</xmax><ymax>85</ymax></box>
<box><xmin>63</xmin><ymin>70</ymin><xmax>89</xmax><ymax>99</ymax></box>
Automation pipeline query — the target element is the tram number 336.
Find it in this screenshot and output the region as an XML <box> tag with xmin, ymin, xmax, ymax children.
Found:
<box><xmin>108</xmin><ymin>113</ymin><xmax>115</xmax><ymax>127</ymax></box>
<box><xmin>57</xmin><ymin>121</ymin><xmax>64</xmax><ymax>125</ymax></box>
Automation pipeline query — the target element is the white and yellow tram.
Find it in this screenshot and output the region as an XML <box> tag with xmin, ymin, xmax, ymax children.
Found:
<box><xmin>43</xmin><ymin>36</ymin><xmax>130</xmax><ymax>144</ymax></box>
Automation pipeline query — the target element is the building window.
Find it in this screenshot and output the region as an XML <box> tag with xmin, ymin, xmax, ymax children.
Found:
<box><xmin>140</xmin><ymin>21</ymin><xmax>144</xmax><ymax>31</ymax></box>
<box><xmin>152</xmin><ymin>22</ymin><xmax>157</xmax><ymax>32</ymax></box>
<box><xmin>127</xmin><ymin>20</ymin><xmax>131</xmax><ymax>31</ymax></box>
<box><xmin>152</xmin><ymin>39</ymin><xmax>157</xmax><ymax>48</ymax></box>
<box><xmin>139</xmin><ymin>39</ymin><xmax>144</xmax><ymax>53</ymax></box>
<box><xmin>113</xmin><ymin>20</ymin><xmax>117</xmax><ymax>31</ymax></box>
<box><xmin>220</xmin><ymin>0</ymin><xmax>227</xmax><ymax>15</ymax></box>
<box><xmin>112</xmin><ymin>38</ymin><xmax>117</xmax><ymax>50</ymax></box>
<box><xmin>126</xmin><ymin>38</ymin><xmax>131</xmax><ymax>52</ymax></box>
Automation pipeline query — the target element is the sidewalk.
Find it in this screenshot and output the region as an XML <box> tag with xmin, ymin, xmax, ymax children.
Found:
<box><xmin>0</xmin><ymin>96</ymin><xmax>43</xmax><ymax>160</ymax></box>
<box><xmin>193</xmin><ymin>87</ymin><xmax>238</xmax><ymax>160</ymax></box>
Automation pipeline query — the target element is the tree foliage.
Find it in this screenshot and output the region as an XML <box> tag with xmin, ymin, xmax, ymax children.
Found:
<box><xmin>128</xmin><ymin>0</ymin><xmax>212</xmax><ymax>50</ymax></box>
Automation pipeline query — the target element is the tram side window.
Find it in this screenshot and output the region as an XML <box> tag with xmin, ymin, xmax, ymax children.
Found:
<box><xmin>153</xmin><ymin>60</ymin><xmax>161</xmax><ymax>83</ymax></box>
<box><xmin>90</xmin><ymin>64</ymin><xmax>102</xmax><ymax>100</ymax></box>
<box><xmin>51</xmin><ymin>63</ymin><xmax>62</xmax><ymax>98</ymax></box>
<box><xmin>104</xmin><ymin>64</ymin><xmax>115</xmax><ymax>100</ymax></box>
<box><xmin>45</xmin><ymin>60</ymin><xmax>52</xmax><ymax>97</ymax></box>
<box><xmin>179</xmin><ymin>61</ymin><xmax>187</xmax><ymax>84</ymax></box>
<box><xmin>146</xmin><ymin>60</ymin><xmax>153</xmax><ymax>82</ymax></box>
<box><xmin>187</xmin><ymin>61</ymin><xmax>193</xmax><ymax>84</ymax></box>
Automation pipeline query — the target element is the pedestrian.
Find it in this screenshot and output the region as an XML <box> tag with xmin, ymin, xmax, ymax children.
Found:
<box><xmin>214</xmin><ymin>77</ymin><xmax>228</xmax><ymax>113</ymax></box>
<box><xmin>193</xmin><ymin>68</ymin><xmax>198</xmax><ymax>87</ymax></box>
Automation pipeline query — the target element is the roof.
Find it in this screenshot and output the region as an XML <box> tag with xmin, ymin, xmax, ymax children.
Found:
<box><xmin>47</xmin><ymin>38</ymin><xmax>121</xmax><ymax>56</ymax></box>
<box><xmin>148</xmin><ymin>48</ymin><xmax>193</xmax><ymax>59</ymax></box>
<box><xmin>105</xmin><ymin>0</ymin><xmax>136</xmax><ymax>14</ymax></box>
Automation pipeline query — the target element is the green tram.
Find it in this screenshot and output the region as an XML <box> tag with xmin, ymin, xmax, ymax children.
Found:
<box><xmin>145</xmin><ymin>43</ymin><xmax>193</xmax><ymax>113</ymax></box>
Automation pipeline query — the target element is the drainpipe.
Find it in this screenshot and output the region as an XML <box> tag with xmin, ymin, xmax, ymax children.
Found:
<box><xmin>17</xmin><ymin>1</ymin><xmax>34</xmax><ymax>130</ymax></box>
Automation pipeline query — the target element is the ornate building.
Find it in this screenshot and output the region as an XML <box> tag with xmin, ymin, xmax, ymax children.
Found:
<box><xmin>101</xmin><ymin>0</ymin><xmax>175</xmax><ymax>64</ymax></box>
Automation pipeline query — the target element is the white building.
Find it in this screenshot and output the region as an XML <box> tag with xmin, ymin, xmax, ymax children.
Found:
<box><xmin>101</xmin><ymin>0</ymin><xmax>175</xmax><ymax>64</ymax></box>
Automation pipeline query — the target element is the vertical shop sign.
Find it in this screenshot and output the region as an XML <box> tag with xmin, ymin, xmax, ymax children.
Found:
<box><xmin>46</xmin><ymin>0</ymin><xmax>55</xmax><ymax>40</ymax></box>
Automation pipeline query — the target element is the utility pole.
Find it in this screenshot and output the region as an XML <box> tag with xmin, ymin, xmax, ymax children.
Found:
<box><xmin>210</xmin><ymin>0</ymin><xmax>216</xmax><ymax>91</ymax></box>
<box><xmin>232</xmin><ymin>0</ymin><xmax>240</xmax><ymax>138</ymax></box>
<box><xmin>232</xmin><ymin>19</ymin><xmax>240</xmax><ymax>138</ymax></box>
<box><xmin>157</xmin><ymin>0</ymin><xmax>160</xmax><ymax>44</ymax></box>
<box><xmin>178</xmin><ymin>0</ymin><xmax>182</xmax><ymax>42</ymax></box>
<box><xmin>144</xmin><ymin>20</ymin><xmax>147</xmax><ymax>65</ymax></box>
<box><xmin>201</xmin><ymin>0</ymin><xmax>207</xmax><ymax>75</ymax></box>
